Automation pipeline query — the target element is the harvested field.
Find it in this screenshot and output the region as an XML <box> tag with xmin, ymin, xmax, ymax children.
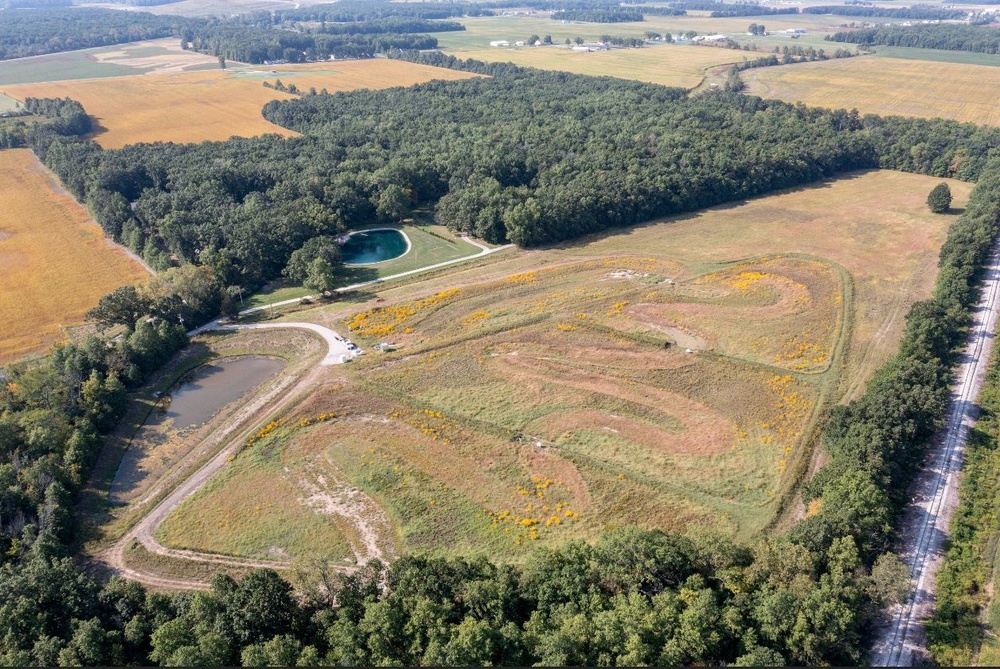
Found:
<box><xmin>147</xmin><ymin>170</ymin><xmax>972</xmax><ymax>567</ymax></box>
<box><xmin>4</xmin><ymin>60</ymin><xmax>478</xmax><ymax>148</ymax></box>
<box><xmin>0</xmin><ymin>149</ymin><xmax>149</xmax><ymax>362</ymax></box>
<box><xmin>457</xmin><ymin>44</ymin><xmax>743</xmax><ymax>88</ymax></box>
<box><xmin>744</xmin><ymin>56</ymin><xmax>1000</xmax><ymax>127</ymax></box>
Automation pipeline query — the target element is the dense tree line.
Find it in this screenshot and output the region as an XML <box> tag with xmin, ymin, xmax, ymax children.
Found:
<box><xmin>550</xmin><ymin>9</ymin><xmax>645</xmax><ymax>22</ymax></box>
<box><xmin>0</xmin><ymin>8</ymin><xmax>184</xmax><ymax>60</ymax></box>
<box><xmin>803</xmin><ymin>3</ymin><xmax>970</xmax><ymax>18</ymax></box>
<box><xmin>182</xmin><ymin>23</ymin><xmax>438</xmax><ymax>63</ymax></box>
<box><xmin>829</xmin><ymin>23</ymin><xmax>1000</xmax><ymax>55</ymax></box>
<box><xmin>731</xmin><ymin>44</ymin><xmax>855</xmax><ymax>72</ymax></box>
<box><xmin>276</xmin><ymin>1</ymin><xmax>493</xmax><ymax>23</ymax></box>
<box><xmin>5</xmin><ymin>0</ymin><xmax>72</xmax><ymax>8</ymax></box>
<box><xmin>104</xmin><ymin>0</ymin><xmax>183</xmax><ymax>6</ymax></box>
<box><xmin>0</xmin><ymin>96</ymin><xmax>91</xmax><ymax>149</ymax></box>
<box><xmin>262</xmin><ymin>64</ymin><xmax>877</xmax><ymax>248</ymax></box>
<box><xmin>668</xmin><ymin>0</ymin><xmax>797</xmax><ymax>16</ymax></box>
<box><xmin>625</xmin><ymin>6</ymin><xmax>687</xmax><ymax>16</ymax></box>
<box><xmin>310</xmin><ymin>17</ymin><xmax>464</xmax><ymax>36</ymax></box>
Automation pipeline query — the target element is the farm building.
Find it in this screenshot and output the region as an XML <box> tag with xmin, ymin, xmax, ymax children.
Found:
<box><xmin>489</xmin><ymin>40</ymin><xmax>510</xmax><ymax>47</ymax></box>
<box><xmin>784</xmin><ymin>28</ymin><xmax>807</xmax><ymax>35</ymax></box>
<box><xmin>691</xmin><ymin>34</ymin><xmax>728</xmax><ymax>42</ymax></box>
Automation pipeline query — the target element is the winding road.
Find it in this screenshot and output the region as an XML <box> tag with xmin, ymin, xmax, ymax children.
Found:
<box><xmin>872</xmin><ymin>239</ymin><xmax>1000</xmax><ymax>666</ymax></box>
<box><xmin>100</xmin><ymin>237</ymin><xmax>514</xmax><ymax>588</ymax></box>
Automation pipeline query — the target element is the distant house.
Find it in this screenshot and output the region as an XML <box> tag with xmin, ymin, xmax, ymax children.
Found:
<box><xmin>572</xmin><ymin>45</ymin><xmax>592</xmax><ymax>52</ymax></box>
<box><xmin>514</xmin><ymin>40</ymin><xmax>526</xmax><ymax>46</ymax></box>
<box><xmin>785</xmin><ymin>28</ymin><xmax>807</xmax><ymax>34</ymax></box>
<box><xmin>489</xmin><ymin>40</ymin><xmax>510</xmax><ymax>47</ymax></box>
<box><xmin>691</xmin><ymin>34</ymin><xmax>728</xmax><ymax>42</ymax></box>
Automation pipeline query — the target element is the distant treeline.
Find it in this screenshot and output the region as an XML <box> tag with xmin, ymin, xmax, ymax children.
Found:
<box><xmin>668</xmin><ymin>0</ymin><xmax>797</xmax><ymax>16</ymax></box>
<box><xmin>103</xmin><ymin>0</ymin><xmax>183</xmax><ymax>5</ymax></box>
<box><xmin>0</xmin><ymin>8</ymin><xmax>183</xmax><ymax>60</ymax></box>
<box><xmin>829</xmin><ymin>23</ymin><xmax>1000</xmax><ymax>55</ymax></box>
<box><xmin>3</xmin><ymin>0</ymin><xmax>71</xmax><ymax>7</ymax></box>
<box><xmin>310</xmin><ymin>17</ymin><xmax>465</xmax><ymax>36</ymax></box>
<box><xmin>550</xmin><ymin>9</ymin><xmax>644</xmax><ymax>22</ymax></box>
<box><xmin>803</xmin><ymin>3</ymin><xmax>970</xmax><ymax>19</ymax></box>
<box><xmin>182</xmin><ymin>23</ymin><xmax>439</xmax><ymax>62</ymax></box>
<box><xmin>731</xmin><ymin>44</ymin><xmax>855</xmax><ymax>72</ymax></box>
<box><xmin>275</xmin><ymin>1</ymin><xmax>493</xmax><ymax>22</ymax></box>
<box><xmin>0</xmin><ymin>5</ymin><xmax>463</xmax><ymax>63</ymax></box>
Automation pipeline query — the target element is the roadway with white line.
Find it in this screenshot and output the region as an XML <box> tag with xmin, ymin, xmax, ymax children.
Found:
<box><xmin>872</xmin><ymin>239</ymin><xmax>1000</xmax><ymax>666</ymax></box>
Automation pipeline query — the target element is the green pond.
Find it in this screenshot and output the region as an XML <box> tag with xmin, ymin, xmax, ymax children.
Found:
<box><xmin>342</xmin><ymin>229</ymin><xmax>409</xmax><ymax>264</ymax></box>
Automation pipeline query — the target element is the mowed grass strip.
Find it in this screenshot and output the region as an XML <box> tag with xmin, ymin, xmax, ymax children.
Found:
<box><xmin>0</xmin><ymin>149</ymin><xmax>150</xmax><ymax>362</ymax></box>
<box><xmin>745</xmin><ymin>56</ymin><xmax>1000</xmax><ymax>127</ymax></box>
<box><xmin>457</xmin><ymin>44</ymin><xmax>742</xmax><ymax>88</ymax></box>
<box><xmin>4</xmin><ymin>60</ymin><xmax>479</xmax><ymax>148</ymax></box>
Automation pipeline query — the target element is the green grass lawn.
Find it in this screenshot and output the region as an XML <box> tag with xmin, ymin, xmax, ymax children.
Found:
<box><xmin>0</xmin><ymin>50</ymin><xmax>147</xmax><ymax>86</ymax></box>
<box><xmin>246</xmin><ymin>223</ymin><xmax>482</xmax><ymax>308</ymax></box>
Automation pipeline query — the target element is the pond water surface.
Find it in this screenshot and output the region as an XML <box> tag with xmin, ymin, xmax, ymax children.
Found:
<box><xmin>166</xmin><ymin>356</ymin><xmax>285</xmax><ymax>429</ymax></box>
<box><xmin>341</xmin><ymin>229</ymin><xmax>409</xmax><ymax>264</ymax></box>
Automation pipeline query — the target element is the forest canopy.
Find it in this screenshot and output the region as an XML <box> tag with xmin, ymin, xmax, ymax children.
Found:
<box><xmin>829</xmin><ymin>23</ymin><xmax>1000</xmax><ymax>54</ymax></box>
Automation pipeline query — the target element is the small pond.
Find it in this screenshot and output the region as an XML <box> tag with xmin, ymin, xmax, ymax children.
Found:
<box><xmin>341</xmin><ymin>229</ymin><xmax>409</xmax><ymax>264</ymax></box>
<box><xmin>165</xmin><ymin>356</ymin><xmax>285</xmax><ymax>429</ymax></box>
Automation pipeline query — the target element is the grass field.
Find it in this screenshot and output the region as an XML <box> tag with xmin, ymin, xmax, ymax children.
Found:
<box><xmin>0</xmin><ymin>149</ymin><xmax>150</xmax><ymax>362</ymax></box>
<box><xmin>0</xmin><ymin>93</ymin><xmax>21</xmax><ymax>113</ymax></box>
<box><xmin>872</xmin><ymin>45</ymin><xmax>1000</xmax><ymax>68</ymax></box>
<box><xmin>3</xmin><ymin>60</ymin><xmax>478</xmax><ymax>148</ymax></box>
<box><xmin>745</xmin><ymin>56</ymin><xmax>1000</xmax><ymax>127</ymax></box>
<box><xmin>0</xmin><ymin>38</ymin><xmax>220</xmax><ymax>86</ymax></box>
<box><xmin>153</xmin><ymin>169</ymin><xmax>970</xmax><ymax>565</ymax></box>
<box><xmin>437</xmin><ymin>13</ymin><xmax>844</xmax><ymax>53</ymax></box>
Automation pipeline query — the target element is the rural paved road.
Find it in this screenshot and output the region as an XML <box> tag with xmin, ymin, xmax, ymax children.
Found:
<box><xmin>871</xmin><ymin>240</ymin><xmax>1000</xmax><ymax>666</ymax></box>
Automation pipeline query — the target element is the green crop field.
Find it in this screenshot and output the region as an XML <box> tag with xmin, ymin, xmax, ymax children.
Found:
<box><xmin>872</xmin><ymin>45</ymin><xmax>1000</xmax><ymax>67</ymax></box>
<box><xmin>152</xmin><ymin>170</ymin><xmax>971</xmax><ymax>567</ymax></box>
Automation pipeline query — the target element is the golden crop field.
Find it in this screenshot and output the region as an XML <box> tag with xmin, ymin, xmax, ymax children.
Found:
<box><xmin>0</xmin><ymin>150</ymin><xmax>150</xmax><ymax>362</ymax></box>
<box><xmin>745</xmin><ymin>56</ymin><xmax>1000</xmax><ymax>127</ymax></box>
<box><xmin>150</xmin><ymin>170</ymin><xmax>970</xmax><ymax>566</ymax></box>
<box><xmin>4</xmin><ymin>60</ymin><xmax>478</xmax><ymax>148</ymax></box>
<box><xmin>459</xmin><ymin>43</ymin><xmax>743</xmax><ymax>88</ymax></box>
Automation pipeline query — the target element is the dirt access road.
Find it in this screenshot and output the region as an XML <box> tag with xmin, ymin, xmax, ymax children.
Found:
<box><xmin>871</xmin><ymin>239</ymin><xmax>1000</xmax><ymax>665</ymax></box>
<box><xmin>100</xmin><ymin>322</ymin><xmax>363</xmax><ymax>590</ymax></box>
